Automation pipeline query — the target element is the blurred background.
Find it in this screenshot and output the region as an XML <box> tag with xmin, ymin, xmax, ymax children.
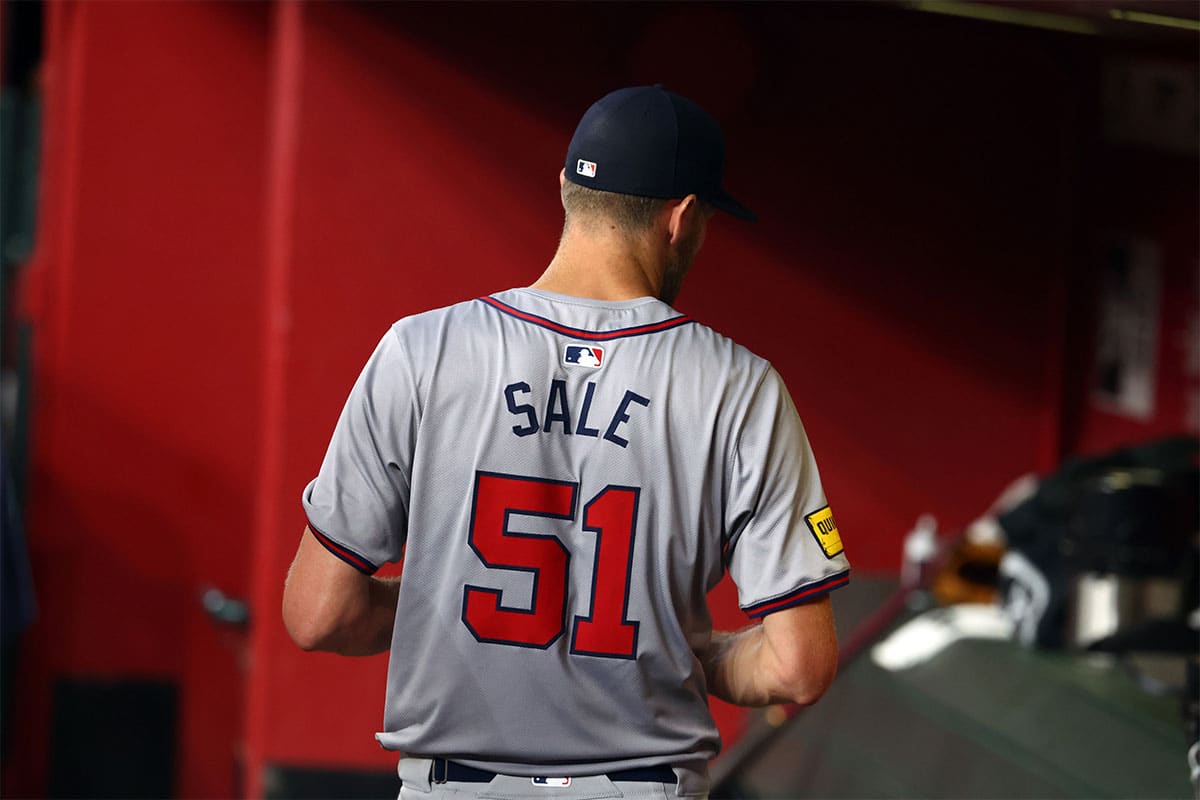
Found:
<box><xmin>0</xmin><ymin>1</ymin><xmax>1197</xmax><ymax>798</ymax></box>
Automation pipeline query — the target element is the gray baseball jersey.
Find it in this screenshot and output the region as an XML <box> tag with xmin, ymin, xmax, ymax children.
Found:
<box><xmin>302</xmin><ymin>287</ymin><xmax>850</xmax><ymax>776</ymax></box>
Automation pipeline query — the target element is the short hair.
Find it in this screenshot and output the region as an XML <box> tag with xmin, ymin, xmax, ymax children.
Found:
<box><xmin>561</xmin><ymin>180</ymin><xmax>669</xmax><ymax>233</ymax></box>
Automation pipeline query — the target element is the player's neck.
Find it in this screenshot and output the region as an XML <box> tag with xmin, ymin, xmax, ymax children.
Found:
<box><xmin>533</xmin><ymin>229</ymin><xmax>666</xmax><ymax>302</ymax></box>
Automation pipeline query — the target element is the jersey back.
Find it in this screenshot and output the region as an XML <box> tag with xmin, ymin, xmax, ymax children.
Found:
<box><xmin>302</xmin><ymin>288</ymin><xmax>850</xmax><ymax>775</ymax></box>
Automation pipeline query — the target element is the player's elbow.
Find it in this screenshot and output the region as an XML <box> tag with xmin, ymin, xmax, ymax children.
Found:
<box><xmin>282</xmin><ymin>583</ymin><xmax>353</xmax><ymax>653</ymax></box>
<box><xmin>761</xmin><ymin>623</ymin><xmax>839</xmax><ymax>706</ymax></box>
<box><xmin>283</xmin><ymin>596</ymin><xmax>332</xmax><ymax>652</ymax></box>
<box><xmin>284</xmin><ymin>610</ymin><xmax>334</xmax><ymax>652</ymax></box>
<box><xmin>283</xmin><ymin>528</ymin><xmax>375</xmax><ymax>653</ymax></box>
<box><xmin>772</xmin><ymin>651</ymin><xmax>838</xmax><ymax>706</ymax></box>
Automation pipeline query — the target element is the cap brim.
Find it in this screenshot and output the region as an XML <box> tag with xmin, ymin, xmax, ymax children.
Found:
<box><xmin>708</xmin><ymin>188</ymin><xmax>757</xmax><ymax>222</ymax></box>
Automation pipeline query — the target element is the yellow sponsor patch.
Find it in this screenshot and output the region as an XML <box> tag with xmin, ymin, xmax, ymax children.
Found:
<box><xmin>805</xmin><ymin>506</ymin><xmax>844</xmax><ymax>559</ymax></box>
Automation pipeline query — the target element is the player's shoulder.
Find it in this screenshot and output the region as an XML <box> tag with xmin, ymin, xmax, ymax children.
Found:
<box><xmin>678</xmin><ymin>314</ymin><xmax>773</xmax><ymax>378</ymax></box>
<box><xmin>385</xmin><ymin>295</ymin><xmax>493</xmax><ymax>340</ymax></box>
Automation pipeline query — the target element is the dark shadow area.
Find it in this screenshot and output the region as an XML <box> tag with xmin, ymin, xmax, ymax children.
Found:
<box><xmin>262</xmin><ymin>763</ymin><xmax>399</xmax><ymax>800</ymax></box>
<box><xmin>48</xmin><ymin>679</ymin><xmax>178</xmax><ymax>799</ymax></box>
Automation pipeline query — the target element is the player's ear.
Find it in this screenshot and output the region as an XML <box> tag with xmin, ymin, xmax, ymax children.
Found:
<box><xmin>667</xmin><ymin>194</ymin><xmax>702</xmax><ymax>245</ymax></box>
<box><xmin>559</xmin><ymin>168</ymin><xmax>566</xmax><ymax>188</ymax></box>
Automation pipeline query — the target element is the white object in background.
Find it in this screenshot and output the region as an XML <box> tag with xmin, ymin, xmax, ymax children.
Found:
<box><xmin>1070</xmin><ymin>572</ymin><xmax>1185</xmax><ymax>648</ymax></box>
<box><xmin>965</xmin><ymin>515</ymin><xmax>1005</xmax><ymax>546</ymax></box>
<box><xmin>871</xmin><ymin>604</ymin><xmax>1015</xmax><ymax>671</ymax></box>
<box><xmin>901</xmin><ymin>514</ymin><xmax>938</xmax><ymax>589</ymax></box>
<box><xmin>1072</xmin><ymin>572</ymin><xmax>1121</xmax><ymax>645</ymax></box>
<box><xmin>999</xmin><ymin>551</ymin><xmax>1052</xmax><ymax>647</ymax></box>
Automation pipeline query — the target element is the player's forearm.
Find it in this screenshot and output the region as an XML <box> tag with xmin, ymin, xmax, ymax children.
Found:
<box><xmin>699</xmin><ymin>624</ymin><xmax>833</xmax><ymax>707</ymax></box>
<box><xmin>699</xmin><ymin>626</ymin><xmax>777</xmax><ymax>706</ymax></box>
<box><xmin>323</xmin><ymin>576</ymin><xmax>401</xmax><ymax>656</ymax></box>
<box><xmin>284</xmin><ymin>574</ymin><xmax>400</xmax><ymax>657</ymax></box>
<box><xmin>284</xmin><ymin>527</ymin><xmax>402</xmax><ymax>656</ymax></box>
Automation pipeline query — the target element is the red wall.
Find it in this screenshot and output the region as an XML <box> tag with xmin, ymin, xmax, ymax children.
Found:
<box><xmin>8</xmin><ymin>3</ymin><xmax>270</xmax><ymax>797</ymax></box>
<box><xmin>7</xmin><ymin>1</ymin><xmax>1196</xmax><ymax>797</ymax></box>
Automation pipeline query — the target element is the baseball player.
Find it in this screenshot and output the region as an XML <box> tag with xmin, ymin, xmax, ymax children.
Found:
<box><xmin>283</xmin><ymin>85</ymin><xmax>850</xmax><ymax>799</ymax></box>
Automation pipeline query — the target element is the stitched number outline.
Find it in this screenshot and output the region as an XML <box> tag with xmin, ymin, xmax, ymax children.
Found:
<box><xmin>461</xmin><ymin>471</ymin><xmax>641</xmax><ymax>659</ymax></box>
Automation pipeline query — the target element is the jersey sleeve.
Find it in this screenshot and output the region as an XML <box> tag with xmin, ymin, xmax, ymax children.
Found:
<box><xmin>301</xmin><ymin>327</ymin><xmax>415</xmax><ymax>573</ymax></box>
<box><xmin>724</xmin><ymin>365</ymin><xmax>850</xmax><ymax>619</ymax></box>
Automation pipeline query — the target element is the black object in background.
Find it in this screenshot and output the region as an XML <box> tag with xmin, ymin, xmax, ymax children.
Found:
<box><xmin>998</xmin><ymin>436</ymin><xmax>1199</xmax><ymax>649</ymax></box>
<box><xmin>262</xmin><ymin>764</ymin><xmax>400</xmax><ymax>800</ymax></box>
<box><xmin>48</xmin><ymin>679</ymin><xmax>177</xmax><ymax>799</ymax></box>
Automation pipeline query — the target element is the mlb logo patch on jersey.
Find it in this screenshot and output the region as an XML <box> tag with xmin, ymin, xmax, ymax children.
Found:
<box><xmin>805</xmin><ymin>506</ymin><xmax>844</xmax><ymax>558</ymax></box>
<box><xmin>532</xmin><ymin>777</ymin><xmax>571</xmax><ymax>788</ymax></box>
<box><xmin>576</xmin><ymin>159</ymin><xmax>597</xmax><ymax>178</ymax></box>
<box><xmin>563</xmin><ymin>344</ymin><xmax>604</xmax><ymax>368</ymax></box>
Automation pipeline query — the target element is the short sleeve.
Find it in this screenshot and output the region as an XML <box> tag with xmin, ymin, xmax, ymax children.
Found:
<box><xmin>725</xmin><ymin>366</ymin><xmax>850</xmax><ymax>619</ymax></box>
<box><xmin>301</xmin><ymin>328</ymin><xmax>415</xmax><ymax>574</ymax></box>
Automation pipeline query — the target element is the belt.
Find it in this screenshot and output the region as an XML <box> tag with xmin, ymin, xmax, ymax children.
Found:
<box><xmin>430</xmin><ymin>758</ymin><xmax>677</xmax><ymax>784</ymax></box>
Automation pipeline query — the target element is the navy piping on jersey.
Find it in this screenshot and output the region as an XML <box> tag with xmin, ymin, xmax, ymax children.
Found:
<box><xmin>478</xmin><ymin>296</ymin><xmax>694</xmax><ymax>341</ymax></box>
<box><xmin>306</xmin><ymin>519</ymin><xmax>380</xmax><ymax>575</ymax></box>
<box><xmin>741</xmin><ymin>570</ymin><xmax>850</xmax><ymax>619</ymax></box>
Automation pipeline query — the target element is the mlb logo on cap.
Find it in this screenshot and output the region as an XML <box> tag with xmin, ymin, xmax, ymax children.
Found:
<box><xmin>576</xmin><ymin>159</ymin><xmax>597</xmax><ymax>178</ymax></box>
<box><xmin>563</xmin><ymin>344</ymin><xmax>604</xmax><ymax>368</ymax></box>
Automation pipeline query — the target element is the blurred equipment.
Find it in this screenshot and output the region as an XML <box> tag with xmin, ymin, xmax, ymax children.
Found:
<box><xmin>997</xmin><ymin>436</ymin><xmax>1199</xmax><ymax>651</ymax></box>
<box><xmin>995</xmin><ymin>436</ymin><xmax>1200</xmax><ymax>799</ymax></box>
<box><xmin>721</xmin><ymin>577</ymin><xmax>1194</xmax><ymax>800</ymax></box>
<box><xmin>714</xmin><ymin>443</ymin><xmax>1199</xmax><ymax>798</ymax></box>
<box><xmin>931</xmin><ymin>538</ymin><xmax>1006</xmax><ymax>607</ymax></box>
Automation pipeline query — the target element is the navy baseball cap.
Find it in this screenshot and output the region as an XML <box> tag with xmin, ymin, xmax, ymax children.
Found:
<box><xmin>564</xmin><ymin>85</ymin><xmax>757</xmax><ymax>222</ymax></box>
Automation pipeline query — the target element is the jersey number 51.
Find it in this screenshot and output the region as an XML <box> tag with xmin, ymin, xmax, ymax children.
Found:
<box><xmin>461</xmin><ymin>471</ymin><xmax>641</xmax><ymax>659</ymax></box>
